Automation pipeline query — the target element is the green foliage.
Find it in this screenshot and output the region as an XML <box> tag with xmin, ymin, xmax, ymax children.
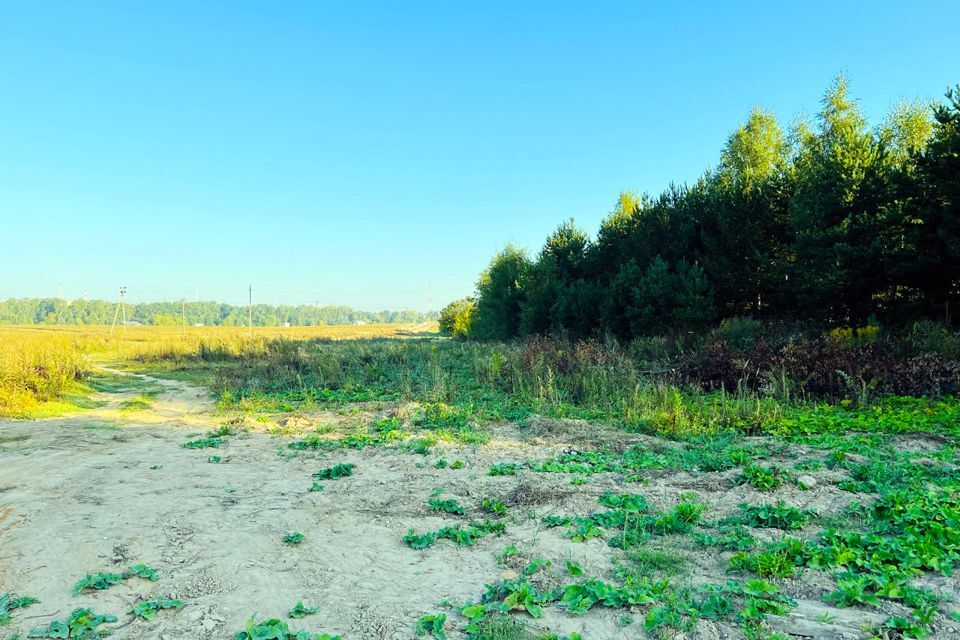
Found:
<box><xmin>0</xmin><ymin>593</ymin><xmax>39</xmax><ymax>625</ymax></box>
<box><xmin>282</xmin><ymin>532</ymin><xmax>306</xmax><ymax>546</ymax></box>
<box><xmin>466</xmin><ymin>79</ymin><xmax>960</xmax><ymax>339</ymax></box>
<box><xmin>470</xmin><ymin>246</ymin><xmax>531</xmax><ymax>341</ymax></box>
<box><xmin>288</xmin><ymin>601</ymin><xmax>319</xmax><ymax>619</ymax></box>
<box><xmin>0</xmin><ymin>299</ymin><xmax>433</xmax><ymax>327</ymax></box>
<box><xmin>487</xmin><ymin>463</ymin><xmax>518</xmax><ymax>477</ymax></box>
<box><xmin>729</xmin><ymin>549</ymin><xmax>799</xmax><ymax>579</ymax></box>
<box><xmin>73</xmin><ymin>564</ymin><xmax>159</xmax><ymax>595</ymax></box>
<box><xmin>694</xmin><ymin>524</ymin><xmax>757</xmax><ymax>551</ymax></box>
<box><xmin>737</xmin><ymin>464</ymin><xmax>787</xmax><ymax>491</ymax></box>
<box><xmin>130</xmin><ymin>599</ymin><xmax>184</xmax><ymax>621</ymax></box>
<box><xmin>28</xmin><ymin>609</ymin><xmax>117</xmax><ymax>639</ymax></box>
<box><xmin>439</xmin><ymin>299</ymin><xmax>475</xmax><ymax>339</ymax></box>
<box><xmin>312</xmin><ymin>463</ymin><xmax>354</xmax><ymax>480</ymax></box>
<box><xmin>402</xmin><ymin>521</ymin><xmax>506</xmax><ymax>550</ymax></box>
<box><xmin>233</xmin><ymin>617</ymin><xmax>341</xmax><ymax>640</ymax></box>
<box><xmin>481</xmin><ymin>499</ymin><xmax>508</xmax><ymax>517</ymax></box>
<box><xmin>184</xmin><ymin>435</ymin><xmax>225</xmax><ymax>449</ymax></box>
<box><xmin>415</xmin><ymin>613</ymin><xmax>447</xmax><ymax>639</ymax></box>
<box><xmin>732</xmin><ymin>502</ymin><xmax>815</xmax><ymax>530</ymax></box>
<box><xmin>428</xmin><ymin>497</ymin><xmax>466</xmax><ymax>516</ymax></box>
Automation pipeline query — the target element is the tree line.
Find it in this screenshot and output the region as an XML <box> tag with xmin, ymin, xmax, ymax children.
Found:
<box><xmin>0</xmin><ymin>298</ymin><xmax>434</xmax><ymax>327</ymax></box>
<box><xmin>441</xmin><ymin>78</ymin><xmax>960</xmax><ymax>341</ymax></box>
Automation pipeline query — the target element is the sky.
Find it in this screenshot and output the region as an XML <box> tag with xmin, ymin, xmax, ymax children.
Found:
<box><xmin>1</xmin><ymin>1</ymin><xmax>958</xmax><ymax>311</ymax></box>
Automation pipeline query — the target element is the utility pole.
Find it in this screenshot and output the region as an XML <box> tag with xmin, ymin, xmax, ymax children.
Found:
<box><xmin>110</xmin><ymin>286</ymin><xmax>127</xmax><ymax>335</ymax></box>
<box><xmin>248</xmin><ymin>285</ymin><xmax>253</xmax><ymax>337</ymax></box>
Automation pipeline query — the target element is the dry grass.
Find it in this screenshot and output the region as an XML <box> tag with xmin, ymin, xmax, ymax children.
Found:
<box><xmin>0</xmin><ymin>323</ymin><xmax>437</xmax><ymax>417</ymax></box>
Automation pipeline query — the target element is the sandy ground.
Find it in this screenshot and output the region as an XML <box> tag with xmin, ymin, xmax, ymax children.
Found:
<box><xmin>1</xmin><ymin>372</ymin><xmax>958</xmax><ymax>639</ymax></box>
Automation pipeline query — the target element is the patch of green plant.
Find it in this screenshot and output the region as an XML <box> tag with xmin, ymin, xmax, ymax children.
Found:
<box><xmin>283</xmin><ymin>532</ymin><xmax>306</xmax><ymax>546</ymax></box>
<box><xmin>288</xmin><ymin>601</ymin><xmax>319</xmax><ymax>619</ymax></box>
<box><xmin>777</xmin><ymin>396</ymin><xmax>960</xmax><ymax>436</ymax></box>
<box><xmin>233</xmin><ymin>617</ymin><xmax>342</xmax><ymax>640</ymax></box>
<box><xmin>737</xmin><ymin>464</ymin><xmax>787</xmax><ymax>491</ymax></box>
<box><xmin>0</xmin><ymin>593</ymin><xmax>39</xmax><ymax>625</ymax></box>
<box><xmin>558</xmin><ymin>577</ymin><xmax>665</xmax><ymax>614</ymax></box>
<box><xmin>488</xmin><ymin>463</ymin><xmax>518</xmax><ymax>477</ymax></box>
<box><xmin>480</xmin><ymin>580</ymin><xmax>557</xmax><ymax>619</ymax></box>
<box><xmin>308</xmin><ymin>482</ymin><xmax>324</xmax><ymax>492</ymax></box>
<box><xmin>403</xmin><ymin>437</ymin><xmax>437</xmax><ymax>455</ymax></box>
<box><xmin>73</xmin><ymin>564</ymin><xmax>159</xmax><ymax>595</ymax></box>
<box><xmin>838</xmin><ymin>456</ymin><xmax>948</xmax><ymax>494</ymax></box>
<box><xmin>429</xmin><ymin>497</ymin><xmax>466</xmax><ymax>516</ymax></box>
<box><xmin>625</xmin><ymin>547</ymin><xmax>689</xmax><ymax>577</ymax></box>
<box><xmin>792</xmin><ymin>458</ymin><xmax>823</xmax><ymax>471</ymax></box>
<box><xmin>183</xmin><ymin>435</ymin><xmax>225</xmax><ymax>449</ymax></box>
<box><xmin>415</xmin><ymin>613</ymin><xmax>447</xmax><ymax>639</ymax></box>
<box><xmin>28</xmin><ymin>608</ymin><xmax>117</xmax><ymax>639</ymax></box>
<box><xmin>729</xmin><ymin>549</ymin><xmax>798</xmax><ymax>579</ymax></box>
<box><xmin>481</xmin><ymin>499</ymin><xmax>508</xmax><ymax>517</ymax></box>
<box><xmin>313</xmin><ymin>463</ymin><xmax>354</xmax><ymax>480</ymax></box>
<box><xmin>731</xmin><ymin>502</ymin><xmax>815</xmax><ymax>530</ymax></box>
<box><xmin>450</xmin><ymin>460</ymin><xmax>465</xmax><ymax>469</ymax></box>
<box><xmin>693</xmin><ymin>524</ymin><xmax>757</xmax><ymax>551</ymax></box>
<box><xmin>118</xmin><ymin>394</ymin><xmax>157</xmax><ymax>411</ymax></box>
<box><xmin>403</xmin><ymin>521</ymin><xmax>506</xmax><ymax>549</ymax></box>
<box><xmin>130</xmin><ymin>599</ymin><xmax>184</xmax><ymax>621</ymax></box>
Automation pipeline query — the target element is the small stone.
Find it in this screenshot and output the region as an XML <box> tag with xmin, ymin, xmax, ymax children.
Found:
<box><xmin>797</xmin><ymin>475</ymin><xmax>817</xmax><ymax>490</ymax></box>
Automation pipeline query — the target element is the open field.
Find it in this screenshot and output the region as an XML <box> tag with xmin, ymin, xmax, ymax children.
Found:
<box><xmin>0</xmin><ymin>324</ymin><xmax>435</xmax><ymax>419</ymax></box>
<box><xmin>1</xmin><ymin>328</ymin><xmax>959</xmax><ymax>639</ymax></box>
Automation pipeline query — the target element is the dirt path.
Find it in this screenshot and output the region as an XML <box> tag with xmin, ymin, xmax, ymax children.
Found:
<box><xmin>0</xmin><ymin>372</ymin><xmax>603</xmax><ymax>639</ymax></box>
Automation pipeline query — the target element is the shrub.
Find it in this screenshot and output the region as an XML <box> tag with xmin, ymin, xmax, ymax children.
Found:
<box><xmin>438</xmin><ymin>299</ymin><xmax>476</xmax><ymax>339</ymax></box>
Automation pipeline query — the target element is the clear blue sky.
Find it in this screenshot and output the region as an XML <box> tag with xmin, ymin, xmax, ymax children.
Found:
<box><xmin>2</xmin><ymin>1</ymin><xmax>958</xmax><ymax>311</ymax></box>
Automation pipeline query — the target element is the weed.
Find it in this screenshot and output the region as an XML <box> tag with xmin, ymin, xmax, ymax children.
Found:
<box><xmin>429</xmin><ymin>497</ymin><xmax>466</xmax><ymax>516</ymax></box>
<box><xmin>732</xmin><ymin>502</ymin><xmax>814</xmax><ymax>530</ymax></box>
<box><xmin>130</xmin><ymin>599</ymin><xmax>184</xmax><ymax>621</ymax></box>
<box><xmin>729</xmin><ymin>550</ymin><xmax>798</xmax><ymax>578</ymax></box>
<box><xmin>283</xmin><ymin>532</ymin><xmax>305</xmax><ymax>546</ymax></box>
<box><xmin>694</xmin><ymin>524</ymin><xmax>757</xmax><ymax>551</ymax></box>
<box><xmin>737</xmin><ymin>465</ymin><xmax>787</xmax><ymax>491</ymax></box>
<box><xmin>626</xmin><ymin>548</ymin><xmax>688</xmax><ymax>577</ymax></box>
<box><xmin>488</xmin><ymin>463</ymin><xmax>518</xmax><ymax>477</ymax></box>
<box><xmin>28</xmin><ymin>608</ymin><xmax>117</xmax><ymax>639</ymax></box>
<box><xmin>481</xmin><ymin>499</ymin><xmax>508</xmax><ymax>517</ymax></box>
<box><xmin>312</xmin><ymin>463</ymin><xmax>354</xmax><ymax>480</ymax></box>
<box><xmin>403</xmin><ymin>521</ymin><xmax>505</xmax><ymax>550</ymax></box>
<box><xmin>233</xmin><ymin>617</ymin><xmax>341</xmax><ymax>640</ymax></box>
<box><xmin>288</xmin><ymin>601</ymin><xmax>319</xmax><ymax>619</ymax></box>
<box><xmin>73</xmin><ymin>564</ymin><xmax>159</xmax><ymax>595</ymax></box>
<box><xmin>0</xmin><ymin>593</ymin><xmax>39</xmax><ymax>625</ymax></box>
<box><xmin>415</xmin><ymin>613</ymin><xmax>447</xmax><ymax>639</ymax></box>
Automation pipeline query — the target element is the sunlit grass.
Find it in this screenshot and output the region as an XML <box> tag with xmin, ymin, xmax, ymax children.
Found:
<box><xmin>0</xmin><ymin>323</ymin><xmax>437</xmax><ymax>418</ymax></box>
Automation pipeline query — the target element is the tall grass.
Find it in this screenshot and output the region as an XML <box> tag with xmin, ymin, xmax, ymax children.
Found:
<box><xmin>0</xmin><ymin>323</ymin><xmax>430</xmax><ymax>418</ymax></box>
<box><xmin>0</xmin><ymin>329</ymin><xmax>93</xmax><ymax>417</ymax></box>
<box><xmin>169</xmin><ymin>336</ymin><xmax>787</xmax><ymax>436</ymax></box>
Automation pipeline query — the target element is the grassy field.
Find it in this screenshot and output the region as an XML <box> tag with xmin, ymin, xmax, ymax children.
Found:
<box><xmin>1</xmin><ymin>326</ymin><xmax>958</xmax><ymax>639</ymax></box>
<box><xmin>0</xmin><ymin>323</ymin><xmax>435</xmax><ymax>418</ymax></box>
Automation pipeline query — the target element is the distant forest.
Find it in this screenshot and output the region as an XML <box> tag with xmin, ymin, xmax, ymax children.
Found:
<box><xmin>445</xmin><ymin>78</ymin><xmax>960</xmax><ymax>341</ymax></box>
<box><xmin>0</xmin><ymin>298</ymin><xmax>435</xmax><ymax>327</ymax></box>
